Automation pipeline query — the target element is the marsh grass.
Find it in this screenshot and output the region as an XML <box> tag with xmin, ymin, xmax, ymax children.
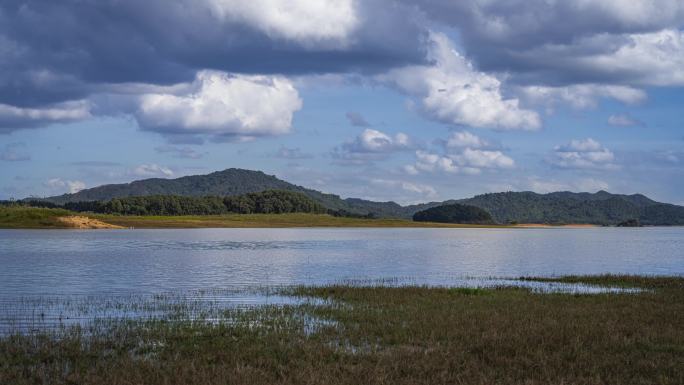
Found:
<box><xmin>1</xmin><ymin>276</ymin><xmax>683</xmax><ymax>384</ymax></box>
<box><xmin>520</xmin><ymin>274</ymin><xmax>684</xmax><ymax>289</ymax></box>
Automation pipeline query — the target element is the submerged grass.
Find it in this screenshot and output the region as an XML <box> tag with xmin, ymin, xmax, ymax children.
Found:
<box><xmin>2</xmin><ymin>276</ymin><xmax>683</xmax><ymax>384</ymax></box>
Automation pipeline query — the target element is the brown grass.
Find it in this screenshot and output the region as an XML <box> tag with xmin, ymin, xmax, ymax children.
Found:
<box><xmin>1</xmin><ymin>275</ymin><xmax>683</xmax><ymax>384</ymax></box>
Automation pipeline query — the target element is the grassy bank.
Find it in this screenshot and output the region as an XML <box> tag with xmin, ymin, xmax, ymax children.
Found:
<box><xmin>2</xmin><ymin>275</ymin><xmax>683</xmax><ymax>384</ymax></box>
<box><xmin>0</xmin><ymin>206</ymin><xmax>642</xmax><ymax>229</ymax></box>
<box><xmin>93</xmin><ymin>212</ymin><xmax>507</xmax><ymax>228</ymax></box>
<box><xmin>0</xmin><ymin>206</ymin><xmax>74</xmax><ymax>229</ymax></box>
<box><xmin>0</xmin><ymin>206</ymin><xmax>510</xmax><ymax>228</ymax></box>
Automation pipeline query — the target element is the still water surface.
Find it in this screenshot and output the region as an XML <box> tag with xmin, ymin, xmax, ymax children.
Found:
<box><xmin>2</xmin><ymin>227</ymin><xmax>682</xmax><ymax>295</ymax></box>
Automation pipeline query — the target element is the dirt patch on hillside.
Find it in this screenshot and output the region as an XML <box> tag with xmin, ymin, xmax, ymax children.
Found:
<box><xmin>57</xmin><ymin>216</ymin><xmax>125</xmax><ymax>229</ymax></box>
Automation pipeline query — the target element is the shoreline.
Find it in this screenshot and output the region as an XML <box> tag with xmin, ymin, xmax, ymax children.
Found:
<box><xmin>511</xmin><ymin>223</ymin><xmax>600</xmax><ymax>228</ymax></box>
<box><xmin>0</xmin><ymin>212</ymin><xmax>652</xmax><ymax>230</ymax></box>
<box><xmin>93</xmin><ymin>213</ymin><xmax>513</xmax><ymax>229</ymax></box>
<box><xmin>0</xmin><ymin>207</ymin><xmax>664</xmax><ymax>230</ymax></box>
<box><xmin>3</xmin><ymin>213</ymin><xmax>606</xmax><ymax>230</ymax></box>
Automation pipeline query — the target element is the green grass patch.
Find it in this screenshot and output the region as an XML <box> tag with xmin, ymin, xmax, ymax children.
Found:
<box><xmin>93</xmin><ymin>212</ymin><xmax>510</xmax><ymax>229</ymax></box>
<box><xmin>0</xmin><ymin>206</ymin><xmax>74</xmax><ymax>229</ymax></box>
<box><xmin>0</xmin><ymin>206</ymin><xmax>515</xmax><ymax>229</ymax></box>
<box><xmin>2</xmin><ymin>276</ymin><xmax>683</xmax><ymax>384</ymax></box>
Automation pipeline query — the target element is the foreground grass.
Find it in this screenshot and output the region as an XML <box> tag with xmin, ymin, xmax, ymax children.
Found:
<box><xmin>2</xmin><ymin>275</ymin><xmax>683</xmax><ymax>384</ymax></box>
<box><xmin>0</xmin><ymin>206</ymin><xmax>73</xmax><ymax>229</ymax></box>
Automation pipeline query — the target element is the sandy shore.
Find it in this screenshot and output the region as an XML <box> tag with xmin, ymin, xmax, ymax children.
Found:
<box><xmin>57</xmin><ymin>216</ymin><xmax>125</xmax><ymax>229</ymax></box>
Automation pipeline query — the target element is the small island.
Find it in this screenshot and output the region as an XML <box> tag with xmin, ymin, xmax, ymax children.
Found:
<box><xmin>413</xmin><ymin>203</ymin><xmax>494</xmax><ymax>224</ymax></box>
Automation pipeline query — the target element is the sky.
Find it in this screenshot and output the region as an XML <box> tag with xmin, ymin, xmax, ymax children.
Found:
<box><xmin>1</xmin><ymin>0</ymin><xmax>683</xmax><ymax>205</ymax></box>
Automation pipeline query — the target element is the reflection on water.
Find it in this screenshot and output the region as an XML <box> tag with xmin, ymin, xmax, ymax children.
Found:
<box><xmin>0</xmin><ymin>227</ymin><xmax>681</xmax><ymax>333</ymax></box>
<box><xmin>0</xmin><ymin>289</ymin><xmax>304</xmax><ymax>334</ymax></box>
<box><xmin>2</xmin><ymin>227</ymin><xmax>682</xmax><ymax>295</ymax></box>
<box><xmin>0</xmin><ymin>279</ymin><xmax>642</xmax><ymax>334</ymax></box>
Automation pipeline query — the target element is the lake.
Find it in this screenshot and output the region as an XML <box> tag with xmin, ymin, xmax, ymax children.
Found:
<box><xmin>1</xmin><ymin>227</ymin><xmax>682</xmax><ymax>332</ymax></box>
<box><xmin>1</xmin><ymin>227</ymin><xmax>683</xmax><ymax>295</ymax></box>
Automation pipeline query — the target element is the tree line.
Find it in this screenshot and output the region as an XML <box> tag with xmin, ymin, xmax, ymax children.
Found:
<box><xmin>4</xmin><ymin>190</ymin><xmax>335</xmax><ymax>216</ymax></box>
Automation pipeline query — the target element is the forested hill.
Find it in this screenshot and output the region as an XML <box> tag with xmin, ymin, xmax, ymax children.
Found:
<box><xmin>42</xmin><ymin>168</ymin><xmax>402</xmax><ymax>217</ymax></box>
<box><xmin>403</xmin><ymin>190</ymin><xmax>684</xmax><ymax>225</ymax></box>
<box><xmin>456</xmin><ymin>191</ymin><xmax>684</xmax><ymax>225</ymax></box>
<box><xmin>39</xmin><ymin>168</ymin><xmax>684</xmax><ymax>225</ymax></box>
<box><xmin>44</xmin><ymin>169</ymin><xmax>303</xmax><ymax>204</ymax></box>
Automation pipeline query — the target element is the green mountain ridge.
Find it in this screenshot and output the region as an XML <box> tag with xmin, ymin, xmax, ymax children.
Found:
<box><xmin>42</xmin><ymin>169</ymin><xmax>406</xmax><ymax>217</ymax></box>
<box><xmin>454</xmin><ymin>191</ymin><xmax>684</xmax><ymax>226</ymax></box>
<box><xmin>39</xmin><ymin>168</ymin><xmax>684</xmax><ymax>225</ymax></box>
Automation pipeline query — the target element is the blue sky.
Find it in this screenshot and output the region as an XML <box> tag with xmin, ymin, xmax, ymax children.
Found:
<box><xmin>1</xmin><ymin>1</ymin><xmax>683</xmax><ymax>205</ymax></box>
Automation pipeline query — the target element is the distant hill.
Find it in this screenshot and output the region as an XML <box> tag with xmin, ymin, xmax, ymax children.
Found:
<box><xmin>456</xmin><ymin>191</ymin><xmax>684</xmax><ymax>226</ymax></box>
<box><xmin>42</xmin><ymin>169</ymin><xmax>400</xmax><ymax>217</ymax></box>
<box><xmin>39</xmin><ymin>168</ymin><xmax>684</xmax><ymax>225</ymax></box>
<box><xmin>45</xmin><ymin>169</ymin><xmax>301</xmax><ymax>204</ymax></box>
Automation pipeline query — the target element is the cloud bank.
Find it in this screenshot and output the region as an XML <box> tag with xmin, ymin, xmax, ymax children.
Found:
<box><xmin>2</xmin><ymin>0</ymin><xmax>683</xmax><ymax>137</ymax></box>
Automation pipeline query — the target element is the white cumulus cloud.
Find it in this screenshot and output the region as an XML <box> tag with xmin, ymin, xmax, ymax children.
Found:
<box><xmin>412</xmin><ymin>150</ymin><xmax>470</xmax><ymax>174</ymax></box>
<box><xmin>407</xmin><ymin>131</ymin><xmax>514</xmax><ymax>175</ymax></box>
<box><xmin>136</xmin><ymin>71</ymin><xmax>302</xmax><ymax>140</ymax></box>
<box><xmin>380</xmin><ymin>32</ymin><xmax>541</xmax><ymax>131</ymax></box>
<box><xmin>444</xmin><ymin>131</ymin><xmax>489</xmax><ymax>149</ymax></box>
<box><xmin>408</xmin><ymin>148</ymin><xmax>514</xmax><ymax>176</ymax></box>
<box><xmin>550</xmin><ymin>138</ymin><xmax>618</xmax><ymax>170</ymax></box>
<box><xmin>345</xmin><ymin>129</ymin><xmax>410</xmax><ymax>153</ymax></box>
<box><xmin>451</xmin><ymin>148</ymin><xmax>515</xmax><ymax>169</ymax></box>
<box><xmin>333</xmin><ymin>128</ymin><xmax>412</xmax><ymax>164</ymax></box>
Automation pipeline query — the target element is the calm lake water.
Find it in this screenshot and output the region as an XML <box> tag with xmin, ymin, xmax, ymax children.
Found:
<box><xmin>1</xmin><ymin>227</ymin><xmax>682</xmax><ymax>332</ymax></box>
<box><xmin>2</xmin><ymin>227</ymin><xmax>683</xmax><ymax>294</ymax></box>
